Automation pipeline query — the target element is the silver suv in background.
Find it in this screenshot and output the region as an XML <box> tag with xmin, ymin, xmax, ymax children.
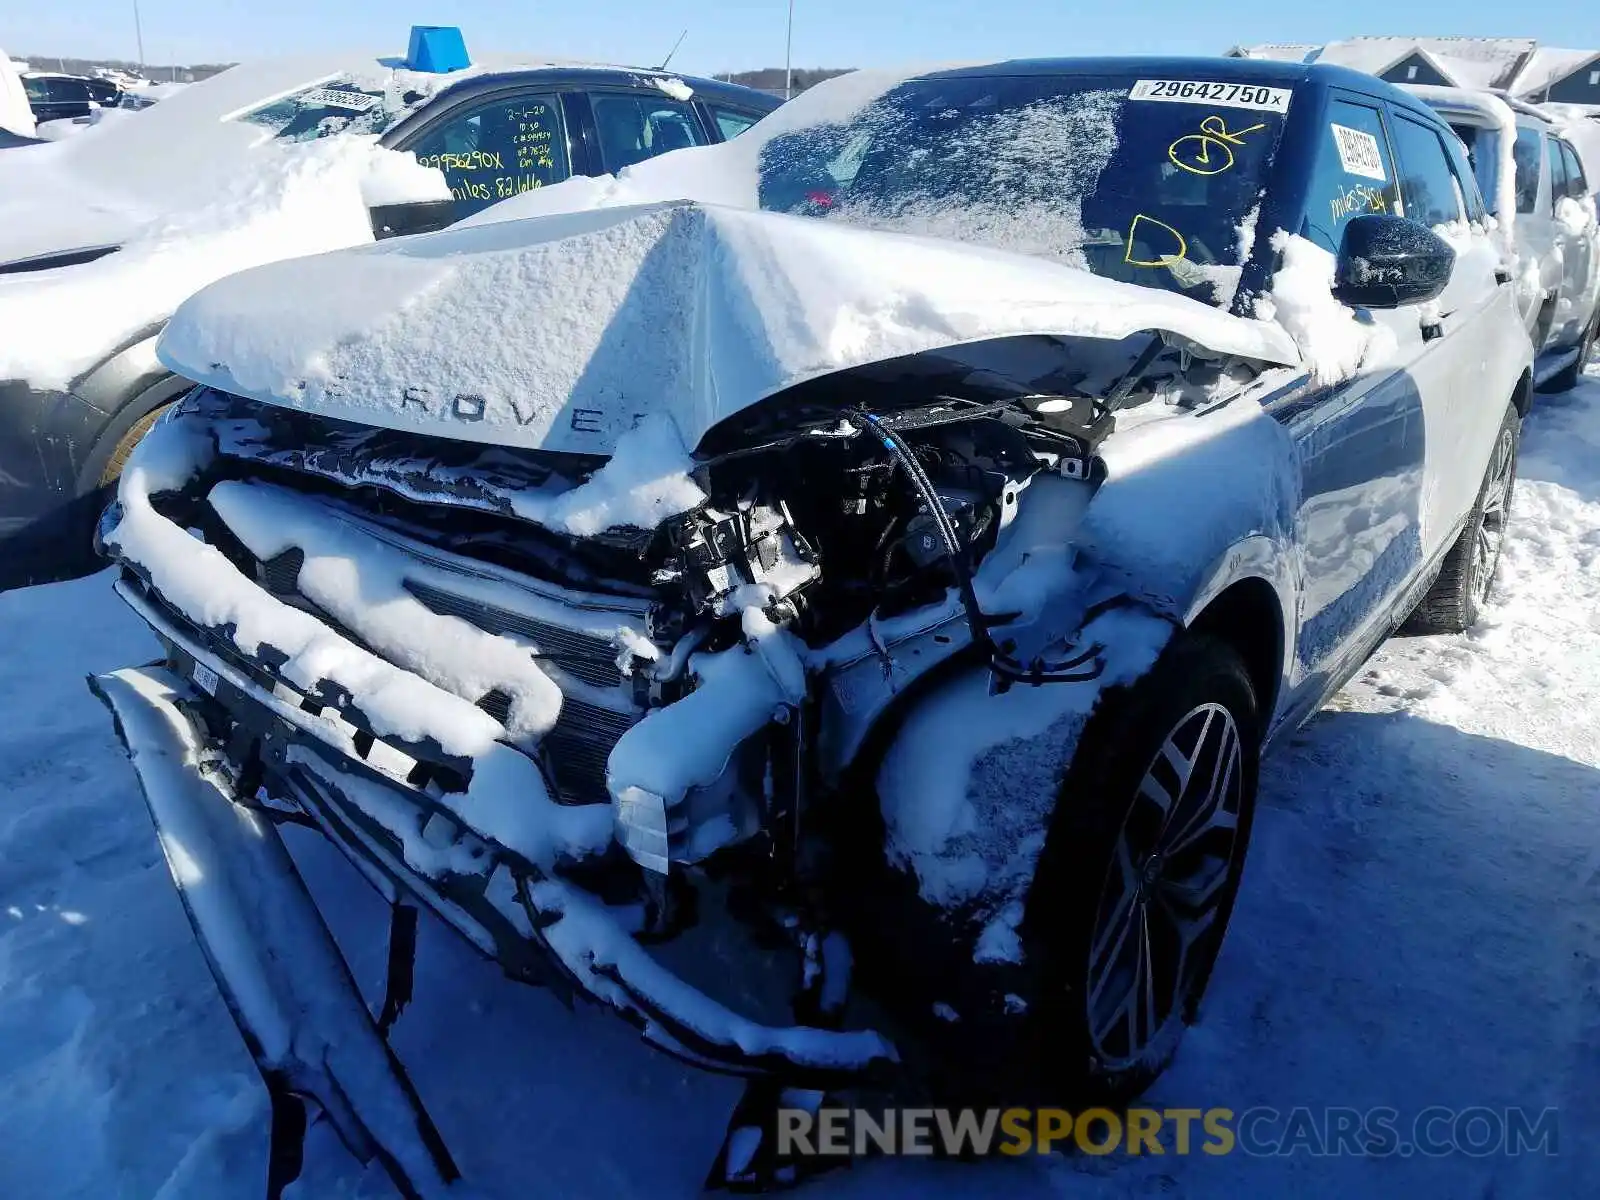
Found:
<box><xmin>1414</xmin><ymin>84</ymin><xmax>1600</xmax><ymax>392</ymax></box>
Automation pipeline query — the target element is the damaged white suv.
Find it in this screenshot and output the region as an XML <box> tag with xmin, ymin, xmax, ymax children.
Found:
<box><xmin>92</xmin><ymin>57</ymin><xmax>1532</xmax><ymax>1194</ymax></box>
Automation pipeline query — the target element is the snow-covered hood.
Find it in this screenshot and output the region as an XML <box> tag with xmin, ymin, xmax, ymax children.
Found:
<box><xmin>158</xmin><ymin>200</ymin><xmax>1301</xmax><ymax>457</ymax></box>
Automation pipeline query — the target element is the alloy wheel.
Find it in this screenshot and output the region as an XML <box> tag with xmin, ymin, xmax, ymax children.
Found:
<box><xmin>1470</xmin><ymin>425</ymin><xmax>1517</xmax><ymax>605</ymax></box>
<box><xmin>1085</xmin><ymin>702</ymin><xmax>1244</xmax><ymax>1070</ymax></box>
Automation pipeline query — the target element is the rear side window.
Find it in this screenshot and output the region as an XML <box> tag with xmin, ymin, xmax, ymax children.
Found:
<box><xmin>1451</xmin><ymin>122</ymin><xmax>1499</xmax><ymax>217</ymax></box>
<box><xmin>1560</xmin><ymin>140</ymin><xmax>1587</xmax><ymax>198</ymax></box>
<box><xmin>590</xmin><ymin>93</ymin><xmax>708</xmax><ymax>173</ymax></box>
<box><xmin>410</xmin><ymin>93</ymin><xmax>571</xmax><ymax>220</ymax></box>
<box><xmin>1512</xmin><ymin>126</ymin><xmax>1543</xmax><ymax>214</ymax></box>
<box><xmin>709</xmin><ymin>105</ymin><xmax>763</xmax><ymax>140</ymax></box>
<box><xmin>1300</xmin><ymin>98</ymin><xmax>1400</xmax><ymax>253</ymax></box>
<box><xmin>1389</xmin><ymin>114</ymin><xmax>1464</xmax><ymax>228</ymax></box>
<box><xmin>1439</xmin><ymin>125</ymin><xmax>1487</xmax><ymax>222</ymax></box>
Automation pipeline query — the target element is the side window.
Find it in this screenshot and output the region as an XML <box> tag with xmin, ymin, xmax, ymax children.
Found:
<box><xmin>1546</xmin><ymin>136</ymin><xmax>1569</xmax><ymax>212</ymax></box>
<box><xmin>1452</xmin><ymin>122</ymin><xmax>1500</xmax><ymax>216</ymax></box>
<box><xmin>709</xmin><ymin>105</ymin><xmax>763</xmax><ymax>141</ymax></box>
<box><xmin>1439</xmin><ymin>125</ymin><xmax>1487</xmax><ymax>223</ymax></box>
<box><xmin>590</xmin><ymin>93</ymin><xmax>708</xmax><ymax>173</ymax></box>
<box><xmin>1300</xmin><ymin>99</ymin><xmax>1400</xmax><ymax>253</ymax></box>
<box><xmin>410</xmin><ymin>93</ymin><xmax>571</xmax><ymax>221</ymax></box>
<box><xmin>1389</xmin><ymin>114</ymin><xmax>1465</xmax><ymax>228</ymax></box>
<box><xmin>1513</xmin><ymin>126</ymin><xmax>1543</xmax><ymax>214</ymax></box>
<box><xmin>1560</xmin><ymin>140</ymin><xmax>1587</xmax><ymax>199</ymax></box>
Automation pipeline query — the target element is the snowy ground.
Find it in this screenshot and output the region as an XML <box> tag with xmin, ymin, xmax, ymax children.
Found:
<box><xmin>3</xmin><ymin>374</ymin><xmax>1599</xmax><ymax>1198</ymax></box>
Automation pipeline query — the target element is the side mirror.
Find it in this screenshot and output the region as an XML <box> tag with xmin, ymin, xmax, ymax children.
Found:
<box><xmin>368</xmin><ymin>198</ymin><xmax>456</xmax><ymax>241</ymax></box>
<box><xmin>1332</xmin><ymin>214</ymin><xmax>1455</xmax><ymax>309</ymax></box>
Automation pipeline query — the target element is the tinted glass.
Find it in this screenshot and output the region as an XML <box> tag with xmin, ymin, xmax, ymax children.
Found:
<box><xmin>1300</xmin><ymin>99</ymin><xmax>1399</xmax><ymax>253</ymax></box>
<box><xmin>1560</xmin><ymin>140</ymin><xmax>1587</xmax><ymax>198</ymax></box>
<box><xmin>1547</xmin><ymin>136</ymin><xmax>1569</xmax><ymax>210</ymax></box>
<box><xmin>1452</xmin><ymin>122</ymin><xmax>1501</xmax><ymax>216</ymax></box>
<box><xmin>25</xmin><ymin>77</ymin><xmax>90</xmax><ymax>104</ymax></box>
<box><xmin>410</xmin><ymin>94</ymin><xmax>571</xmax><ymax>219</ymax></box>
<box><xmin>1390</xmin><ymin>114</ymin><xmax>1464</xmax><ymax>227</ymax></box>
<box><xmin>1440</xmin><ymin>124</ymin><xmax>1486</xmax><ymax>222</ymax></box>
<box><xmin>591</xmin><ymin>94</ymin><xmax>707</xmax><ymax>172</ymax></box>
<box><xmin>1513</xmin><ymin>126</ymin><xmax>1542</xmax><ymax>214</ymax></box>
<box><xmin>758</xmin><ymin>73</ymin><xmax>1291</xmax><ymax>306</ymax></box>
<box><xmin>710</xmin><ymin>105</ymin><xmax>762</xmax><ymax>140</ymax></box>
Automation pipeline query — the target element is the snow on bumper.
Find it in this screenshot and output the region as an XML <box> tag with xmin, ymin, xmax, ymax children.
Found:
<box><xmin>94</xmin><ymin>430</ymin><xmax>898</xmax><ymax>1082</ymax></box>
<box><xmin>93</xmin><ymin>626</ymin><xmax>898</xmax><ymax>1081</ymax></box>
<box><xmin>88</xmin><ymin>666</ymin><xmax>461</xmax><ymax>1197</ymax></box>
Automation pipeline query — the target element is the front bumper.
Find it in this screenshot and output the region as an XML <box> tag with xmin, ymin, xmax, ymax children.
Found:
<box><xmin>90</xmin><ymin>666</ymin><xmax>462</xmax><ymax>1198</ymax></box>
<box><xmin>96</xmin><ymin>571</ymin><xmax>898</xmax><ymax>1086</ymax></box>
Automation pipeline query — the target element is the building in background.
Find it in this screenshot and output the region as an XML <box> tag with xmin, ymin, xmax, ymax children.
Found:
<box><xmin>1228</xmin><ymin>38</ymin><xmax>1600</xmax><ymax>106</ymax></box>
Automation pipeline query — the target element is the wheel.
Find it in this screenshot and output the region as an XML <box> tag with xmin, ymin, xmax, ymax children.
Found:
<box><xmin>97</xmin><ymin>403</ymin><xmax>169</xmax><ymax>488</ymax></box>
<box><xmin>1539</xmin><ymin>313</ymin><xmax>1596</xmax><ymax>394</ymax></box>
<box><xmin>1023</xmin><ymin>634</ymin><xmax>1260</xmax><ymax>1103</ymax></box>
<box><xmin>1406</xmin><ymin>403</ymin><xmax>1520</xmax><ymax>635</ymax></box>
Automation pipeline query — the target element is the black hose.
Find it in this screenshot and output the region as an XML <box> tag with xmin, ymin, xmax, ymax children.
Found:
<box><xmin>858</xmin><ymin>408</ymin><xmax>1103</xmax><ymax>685</ymax></box>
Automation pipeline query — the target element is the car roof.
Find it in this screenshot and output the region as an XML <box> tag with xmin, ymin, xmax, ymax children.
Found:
<box><xmin>921</xmin><ymin>55</ymin><xmax>1440</xmax><ymax>116</ymax></box>
<box><xmin>438</xmin><ymin>66</ymin><xmax>780</xmax><ymax>109</ymax></box>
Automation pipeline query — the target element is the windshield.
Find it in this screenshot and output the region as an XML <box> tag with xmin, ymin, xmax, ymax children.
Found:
<box><xmin>234</xmin><ymin>78</ymin><xmax>424</xmax><ymax>143</ymax></box>
<box><xmin>757</xmin><ymin>73</ymin><xmax>1289</xmax><ymax>307</ymax></box>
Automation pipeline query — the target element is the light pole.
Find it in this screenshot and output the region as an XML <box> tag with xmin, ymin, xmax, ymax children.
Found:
<box><xmin>133</xmin><ymin>0</ymin><xmax>146</xmax><ymax>71</ymax></box>
<box><xmin>784</xmin><ymin>0</ymin><xmax>794</xmax><ymax>99</ymax></box>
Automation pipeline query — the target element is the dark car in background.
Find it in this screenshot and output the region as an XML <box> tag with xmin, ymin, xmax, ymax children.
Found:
<box><xmin>0</xmin><ymin>45</ymin><xmax>778</xmax><ymax>589</ymax></box>
<box><xmin>21</xmin><ymin>72</ymin><xmax>96</xmax><ymax>122</ymax></box>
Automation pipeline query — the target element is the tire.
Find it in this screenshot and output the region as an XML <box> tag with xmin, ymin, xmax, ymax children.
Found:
<box><xmin>1539</xmin><ymin>313</ymin><xmax>1596</xmax><ymax>394</ymax></box>
<box><xmin>97</xmin><ymin>402</ymin><xmax>169</xmax><ymax>488</ymax></box>
<box><xmin>1021</xmin><ymin>634</ymin><xmax>1261</xmax><ymax>1104</ymax></box>
<box><xmin>1406</xmin><ymin>403</ymin><xmax>1520</xmax><ymax>635</ymax></box>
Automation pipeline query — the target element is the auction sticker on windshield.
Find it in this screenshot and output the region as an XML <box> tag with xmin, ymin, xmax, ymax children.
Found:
<box><xmin>1129</xmin><ymin>80</ymin><xmax>1292</xmax><ymax>113</ymax></box>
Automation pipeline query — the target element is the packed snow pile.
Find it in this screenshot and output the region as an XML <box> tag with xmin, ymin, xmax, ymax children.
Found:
<box><xmin>1254</xmin><ymin>231</ymin><xmax>1397</xmax><ymax>384</ymax></box>
<box><xmin>0</xmin><ymin>44</ymin><xmax>32</xmax><ymax>137</ymax></box>
<box><xmin>1556</xmin><ymin>193</ymin><xmax>1598</xmax><ymax>237</ymax></box>
<box><xmin>157</xmin><ymin>199</ymin><xmax>1300</xmax><ymax>458</ymax></box>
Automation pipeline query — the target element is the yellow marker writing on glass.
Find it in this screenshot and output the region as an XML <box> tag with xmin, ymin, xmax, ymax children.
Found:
<box><xmin>1168</xmin><ymin>115</ymin><xmax>1267</xmax><ymax>176</ymax></box>
<box><xmin>1124</xmin><ymin>214</ymin><xmax>1188</xmax><ymax>268</ymax></box>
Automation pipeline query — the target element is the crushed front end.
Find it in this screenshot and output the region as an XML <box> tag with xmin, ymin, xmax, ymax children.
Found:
<box><xmin>89</xmin><ymin>341</ymin><xmax>1200</xmax><ymax>1191</ymax></box>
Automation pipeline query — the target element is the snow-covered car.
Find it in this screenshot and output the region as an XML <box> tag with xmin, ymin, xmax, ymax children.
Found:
<box><xmin>1411</xmin><ymin>85</ymin><xmax>1600</xmax><ymax>391</ymax></box>
<box><xmin>0</xmin><ymin>47</ymin><xmax>35</xmax><ymax>140</ymax></box>
<box><xmin>0</xmin><ymin>29</ymin><xmax>778</xmax><ymax>584</ymax></box>
<box><xmin>92</xmin><ymin>56</ymin><xmax>1532</xmax><ymax>1193</ymax></box>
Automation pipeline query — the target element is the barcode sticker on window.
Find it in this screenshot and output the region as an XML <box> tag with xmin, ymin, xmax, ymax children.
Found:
<box><xmin>1331</xmin><ymin>124</ymin><xmax>1387</xmax><ymax>181</ymax></box>
<box><xmin>1128</xmin><ymin>79</ymin><xmax>1292</xmax><ymax>112</ymax></box>
<box><xmin>300</xmin><ymin>88</ymin><xmax>381</xmax><ymax>112</ymax></box>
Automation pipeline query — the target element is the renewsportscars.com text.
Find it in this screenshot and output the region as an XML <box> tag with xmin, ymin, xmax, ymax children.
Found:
<box><xmin>776</xmin><ymin>1106</ymin><xmax>1559</xmax><ymax>1158</ymax></box>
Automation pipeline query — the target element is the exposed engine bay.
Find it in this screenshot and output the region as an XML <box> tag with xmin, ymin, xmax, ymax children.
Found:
<box><xmin>106</xmin><ymin>331</ymin><xmax>1273</xmax><ymax>906</ymax></box>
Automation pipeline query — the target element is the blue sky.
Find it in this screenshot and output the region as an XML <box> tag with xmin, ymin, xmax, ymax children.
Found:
<box><xmin>6</xmin><ymin>2</ymin><xmax>1599</xmax><ymax>76</ymax></box>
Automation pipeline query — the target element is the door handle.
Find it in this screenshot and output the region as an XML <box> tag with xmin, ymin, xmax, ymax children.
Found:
<box><xmin>1495</xmin><ymin>266</ymin><xmax>1513</xmax><ymax>285</ymax></box>
<box><xmin>1421</xmin><ymin>310</ymin><xmax>1452</xmax><ymax>341</ymax></box>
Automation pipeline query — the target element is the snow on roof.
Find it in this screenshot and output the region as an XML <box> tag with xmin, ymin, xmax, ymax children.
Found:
<box><xmin>1511</xmin><ymin>48</ymin><xmax>1600</xmax><ymax>99</ymax></box>
<box><xmin>0</xmin><ymin>49</ymin><xmax>672</xmax><ymax>389</ymax></box>
<box><xmin>1229</xmin><ymin>44</ymin><xmax>1319</xmax><ymax>64</ymax></box>
<box><xmin>1237</xmin><ymin>37</ymin><xmax>1540</xmax><ymax>90</ymax></box>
